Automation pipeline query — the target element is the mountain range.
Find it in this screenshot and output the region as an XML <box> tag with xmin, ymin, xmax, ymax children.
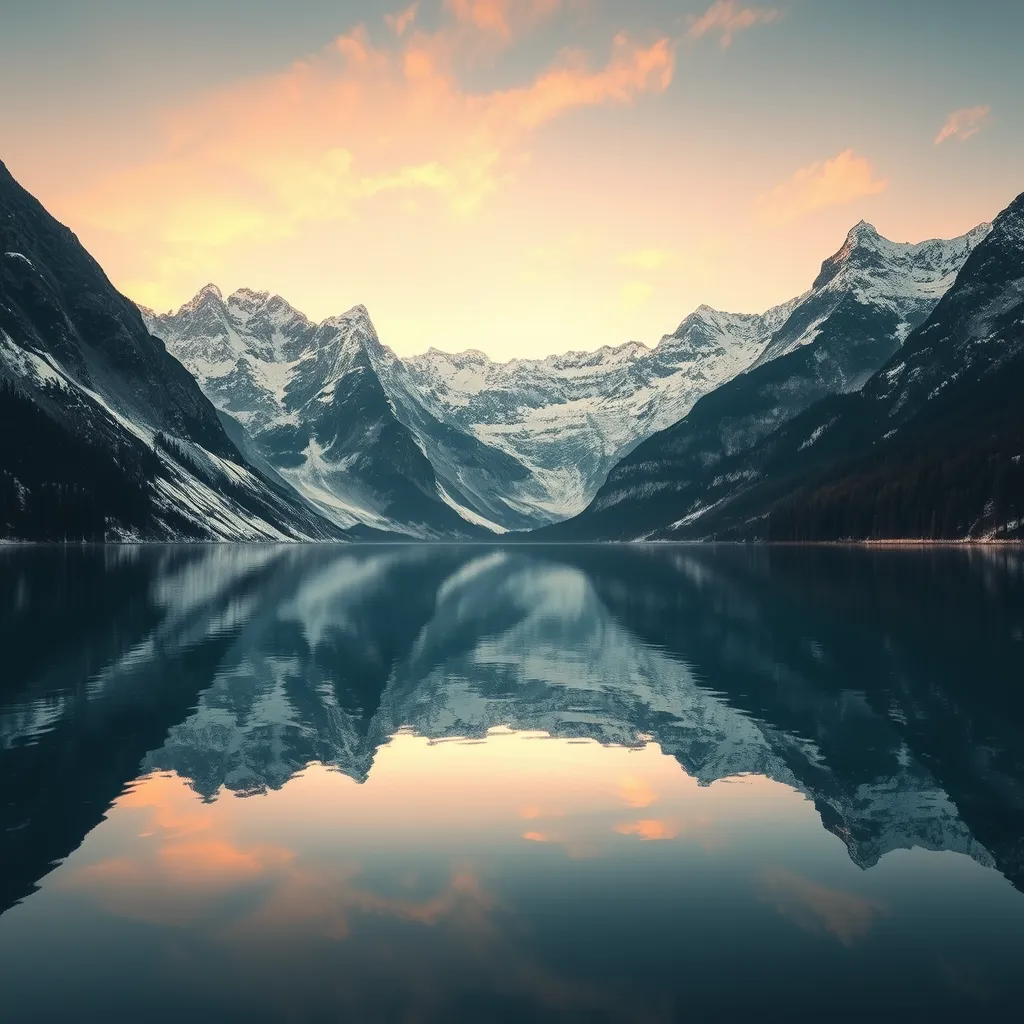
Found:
<box><xmin>142</xmin><ymin>213</ymin><xmax>995</xmax><ymax>540</ymax></box>
<box><xmin>141</xmin><ymin>285</ymin><xmax>801</xmax><ymax>535</ymax></box>
<box><xmin>2</xmin><ymin>151</ymin><xmax>1022</xmax><ymax>543</ymax></box>
<box><xmin>546</xmin><ymin>197</ymin><xmax>1023</xmax><ymax>542</ymax></box>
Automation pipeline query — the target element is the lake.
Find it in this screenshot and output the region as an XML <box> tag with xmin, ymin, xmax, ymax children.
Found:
<box><xmin>1</xmin><ymin>544</ymin><xmax>1023</xmax><ymax>1022</ymax></box>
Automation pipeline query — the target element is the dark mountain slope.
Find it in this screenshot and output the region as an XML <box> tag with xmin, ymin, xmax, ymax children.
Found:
<box><xmin>0</xmin><ymin>158</ymin><xmax>342</xmax><ymax>541</ymax></box>
<box><xmin>672</xmin><ymin>190</ymin><xmax>1024</xmax><ymax>541</ymax></box>
<box><xmin>536</xmin><ymin>220</ymin><xmax>988</xmax><ymax>541</ymax></box>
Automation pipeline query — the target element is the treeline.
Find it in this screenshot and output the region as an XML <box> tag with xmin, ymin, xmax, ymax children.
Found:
<box><xmin>0</xmin><ymin>379</ymin><xmax>154</xmax><ymax>541</ymax></box>
<box><xmin>757</xmin><ymin>360</ymin><xmax>1024</xmax><ymax>542</ymax></box>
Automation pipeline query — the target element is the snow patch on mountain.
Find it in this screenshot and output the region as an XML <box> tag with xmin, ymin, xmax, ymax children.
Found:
<box><xmin>437</xmin><ymin>484</ymin><xmax>508</xmax><ymax>534</ymax></box>
<box><xmin>3</xmin><ymin>252</ymin><xmax>35</xmax><ymax>270</ymax></box>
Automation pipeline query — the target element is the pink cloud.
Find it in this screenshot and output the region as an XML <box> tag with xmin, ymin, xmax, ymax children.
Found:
<box><xmin>934</xmin><ymin>105</ymin><xmax>991</xmax><ymax>145</ymax></box>
<box><xmin>443</xmin><ymin>0</ymin><xmax>563</xmax><ymax>42</ymax></box>
<box><xmin>65</xmin><ymin>16</ymin><xmax>674</xmax><ymax>253</ymax></box>
<box><xmin>688</xmin><ymin>1</ymin><xmax>782</xmax><ymax>49</ymax></box>
<box><xmin>760</xmin><ymin>149</ymin><xmax>887</xmax><ymax>225</ymax></box>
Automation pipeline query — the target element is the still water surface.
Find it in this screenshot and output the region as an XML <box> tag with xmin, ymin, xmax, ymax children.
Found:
<box><xmin>1</xmin><ymin>544</ymin><xmax>1023</xmax><ymax>1021</ymax></box>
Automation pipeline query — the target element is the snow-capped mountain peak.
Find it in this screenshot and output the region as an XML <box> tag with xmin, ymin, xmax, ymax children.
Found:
<box><xmin>143</xmin><ymin>216</ymin><xmax>988</xmax><ymax>538</ymax></box>
<box><xmin>183</xmin><ymin>282</ymin><xmax>225</xmax><ymax>311</ymax></box>
<box><xmin>754</xmin><ymin>220</ymin><xmax>991</xmax><ymax>368</ymax></box>
<box><xmin>814</xmin><ymin>220</ymin><xmax>991</xmax><ymax>295</ymax></box>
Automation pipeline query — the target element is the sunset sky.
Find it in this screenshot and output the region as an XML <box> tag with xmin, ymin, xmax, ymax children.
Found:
<box><xmin>2</xmin><ymin>0</ymin><xmax>1021</xmax><ymax>360</ymax></box>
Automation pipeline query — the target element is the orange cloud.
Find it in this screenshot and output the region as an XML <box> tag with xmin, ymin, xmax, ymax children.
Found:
<box><xmin>934</xmin><ymin>105</ymin><xmax>991</xmax><ymax>145</ymax></box>
<box><xmin>491</xmin><ymin>33</ymin><xmax>675</xmax><ymax>130</ymax></box>
<box><xmin>385</xmin><ymin>3</ymin><xmax>419</xmax><ymax>36</ymax></box>
<box><xmin>158</xmin><ymin>837</ymin><xmax>293</xmax><ymax>884</ymax></box>
<box><xmin>231</xmin><ymin>864</ymin><xmax>497</xmax><ymax>944</ymax></box>
<box><xmin>62</xmin><ymin>14</ymin><xmax>674</xmax><ymax>302</ymax></box>
<box><xmin>615</xmin><ymin>818</ymin><xmax>679</xmax><ymax>841</ymax></box>
<box><xmin>688</xmin><ymin>1</ymin><xmax>781</xmax><ymax>49</ymax></box>
<box><xmin>759</xmin><ymin>149</ymin><xmax>887</xmax><ymax>225</ymax></box>
<box><xmin>759</xmin><ymin>867</ymin><xmax>887</xmax><ymax>946</ymax></box>
<box><xmin>444</xmin><ymin>0</ymin><xmax>562</xmax><ymax>41</ymax></box>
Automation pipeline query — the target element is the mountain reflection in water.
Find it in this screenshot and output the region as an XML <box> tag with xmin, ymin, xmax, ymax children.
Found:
<box><xmin>1</xmin><ymin>544</ymin><xmax>1023</xmax><ymax>1021</ymax></box>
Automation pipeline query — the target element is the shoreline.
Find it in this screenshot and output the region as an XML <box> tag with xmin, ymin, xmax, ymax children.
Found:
<box><xmin>2</xmin><ymin>537</ymin><xmax>1022</xmax><ymax>549</ymax></box>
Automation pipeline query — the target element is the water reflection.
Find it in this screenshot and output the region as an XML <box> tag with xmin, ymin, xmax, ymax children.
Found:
<box><xmin>1</xmin><ymin>544</ymin><xmax>1023</xmax><ymax>1020</ymax></box>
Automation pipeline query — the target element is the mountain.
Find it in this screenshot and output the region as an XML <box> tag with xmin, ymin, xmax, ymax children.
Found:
<box><xmin>538</xmin><ymin>218</ymin><xmax>992</xmax><ymax>540</ymax></box>
<box><xmin>150</xmin><ymin>288</ymin><xmax>848</xmax><ymax>536</ymax></box>
<box><xmin>146</xmin><ymin>288</ymin><xmax>802</xmax><ymax>534</ymax></box>
<box><xmin>144</xmin><ymin>290</ymin><xmax>534</xmax><ymax>537</ymax></box>
<box><xmin>0</xmin><ymin>159</ymin><xmax>343</xmax><ymax>542</ymax></box>
<box><xmin>145</xmin><ymin>218</ymin><xmax>986</xmax><ymax>538</ymax></box>
<box><xmin>672</xmin><ymin>191</ymin><xmax>1024</xmax><ymax>541</ymax></box>
<box><xmin>401</xmin><ymin>300</ymin><xmax>798</xmax><ymax>520</ymax></box>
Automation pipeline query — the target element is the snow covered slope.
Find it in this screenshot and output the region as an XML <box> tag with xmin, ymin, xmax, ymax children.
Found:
<box><xmin>145</xmin><ymin>294</ymin><xmax>524</xmax><ymax>537</ymax></box>
<box><xmin>0</xmin><ymin>159</ymin><xmax>343</xmax><ymax>542</ymax></box>
<box><xmin>143</xmin><ymin>219</ymin><xmax>987</xmax><ymax>536</ymax></box>
<box><xmin>403</xmin><ymin>300</ymin><xmax>798</xmax><ymax>520</ymax></box>
<box><xmin>146</xmin><ymin>290</ymin><xmax>799</xmax><ymax>529</ymax></box>
<box><xmin>541</xmin><ymin>219</ymin><xmax>991</xmax><ymax>541</ymax></box>
<box><xmin>667</xmin><ymin>190</ymin><xmax>1024</xmax><ymax>542</ymax></box>
<box><xmin>752</xmin><ymin>221</ymin><xmax>992</xmax><ymax>368</ymax></box>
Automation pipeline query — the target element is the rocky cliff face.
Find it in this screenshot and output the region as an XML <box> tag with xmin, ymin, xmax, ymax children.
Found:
<box><xmin>538</xmin><ymin>218</ymin><xmax>993</xmax><ymax>541</ymax></box>
<box><xmin>0</xmin><ymin>160</ymin><xmax>342</xmax><ymax>541</ymax></box>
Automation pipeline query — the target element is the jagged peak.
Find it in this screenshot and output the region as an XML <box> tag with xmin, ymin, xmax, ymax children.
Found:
<box><xmin>323</xmin><ymin>303</ymin><xmax>374</xmax><ymax>329</ymax></box>
<box><xmin>846</xmin><ymin>219</ymin><xmax>881</xmax><ymax>244</ymax></box>
<box><xmin>171</xmin><ymin>283</ymin><xmax>225</xmax><ymax>317</ymax></box>
<box><xmin>694</xmin><ymin>303</ymin><xmax>721</xmax><ymax>316</ymax></box>
<box><xmin>813</xmin><ymin>218</ymin><xmax>992</xmax><ymax>293</ymax></box>
<box><xmin>196</xmin><ymin>283</ymin><xmax>223</xmax><ymax>302</ymax></box>
<box><xmin>660</xmin><ymin>304</ymin><xmax>761</xmax><ymax>350</ymax></box>
<box><xmin>228</xmin><ymin>287</ymin><xmax>270</xmax><ymax>304</ymax></box>
<box><xmin>316</xmin><ymin>305</ymin><xmax>386</xmax><ymax>363</ymax></box>
<box><xmin>424</xmin><ymin>346</ymin><xmax>491</xmax><ymax>364</ymax></box>
<box><xmin>813</xmin><ymin>223</ymin><xmax>892</xmax><ymax>290</ymax></box>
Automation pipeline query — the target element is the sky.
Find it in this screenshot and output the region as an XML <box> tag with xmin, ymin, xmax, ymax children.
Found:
<box><xmin>1</xmin><ymin>0</ymin><xmax>1021</xmax><ymax>360</ymax></box>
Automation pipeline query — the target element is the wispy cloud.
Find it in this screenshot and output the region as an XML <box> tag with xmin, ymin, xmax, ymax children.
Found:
<box><xmin>934</xmin><ymin>105</ymin><xmax>991</xmax><ymax>145</ymax></box>
<box><xmin>759</xmin><ymin>868</ymin><xmax>887</xmax><ymax>946</ymax></box>
<box><xmin>759</xmin><ymin>149</ymin><xmax>887</xmax><ymax>226</ymax></box>
<box><xmin>385</xmin><ymin>3</ymin><xmax>419</xmax><ymax>36</ymax></box>
<box><xmin>66</xmin><ymin>16</ymin><xmax>675</xmax><ymax>257</ymax></box>
<box><xmin>687</xmin><ymin>1</ymin><xmax>782</xmax><ymax>49</ymax></box>
<box><xmin>444</xmin><ymin>0</ymin><xmax>563</xmax><ymax>43</ymax></box>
